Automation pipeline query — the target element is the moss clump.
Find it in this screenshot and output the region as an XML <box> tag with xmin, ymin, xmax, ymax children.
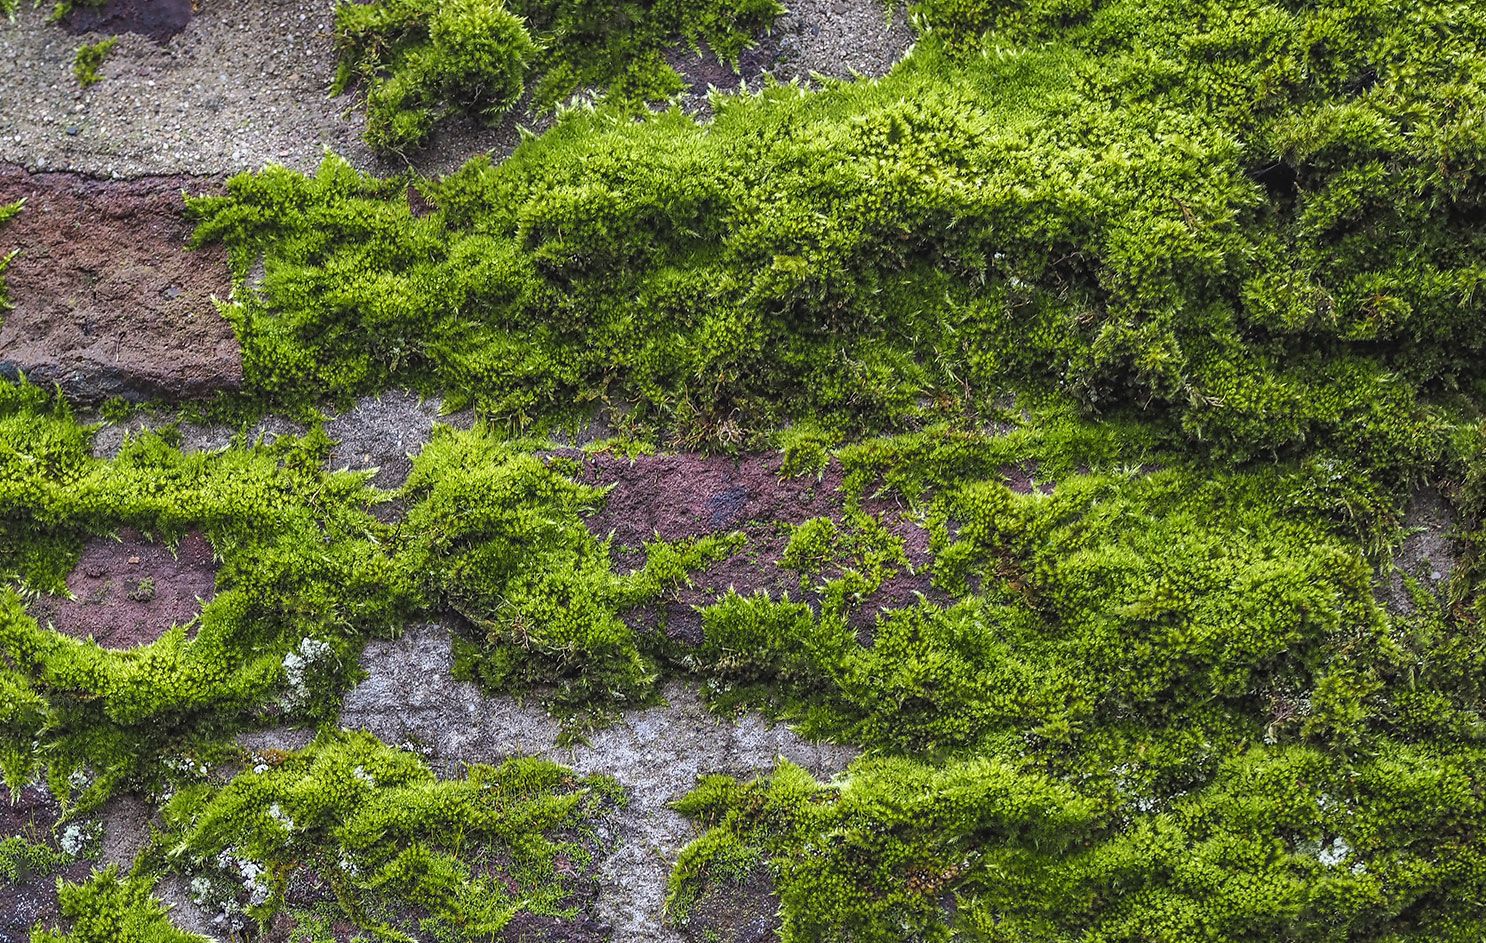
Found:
<box><xmin>666</xmin><ymin>423</ymin><xmax>1486</xmax><ymax>939</ymax></box>
<box><xmin>152</xmin><ymin>731</ymin><xmax>620</xmax><ymax>939</ymax></box>
<box><xmin>72</xmin><ymin>37</ymin><xmax>116</xmax><ymax>88</ymax></box>
<box><xmin>693</xmin><ymin>447</ymin><xmax>1401</xmax><ymax>756</ymax></box>
<box><xmin>0</xmin><ymin>834</ymin><xmax>72</xmax><ymax>883</ymax></box>
<box><xmin>401</xmin><ymin>424</ymin><xmax>739</xmax><ymax>728</ymax></box>
<box><xmin>0</xmin><ymin>381</ymin><xmax>735</xmax><ymax>789</ymax></box>
<box><xmin>194</xmin><ymin>0</ymin><xmax>1476</xmax><ymax>473</ymax></box>
<box><xmin>332</xmin><ymin>0</ymin><xmax>781</xmax><ymax>152</ymax></box>
<box><xmin>12</xmin><ymin>1</ymin><xmax>1486</xmax><ymax>933</ymax></box>
<box><xmin>673</xmin><ymin>745</ymin><xmax>1486</xmax><ymax>942</ymax></box>
<box><xmin>333</xmin><ymin>0</ymin><xmax>538</xmax><ymax>154</ymax></box>
<box><xmin>0</xmin><ymin>381</ymin><xmax>418</xmax><ymax>798</ymax></box>
<box><xmin>779</xmin><ymin>512</ymin><xmax>909</xmax><ymax>613</ymax></box>
<box><xmin>31</xmin><ymin>868</ymin><xmax>198</xmax><ymax>943</ymax></box>
<box><xmin>508</xmin><ymin>0</ymin><xmax>782</xmax><ymax>106</ymax></box>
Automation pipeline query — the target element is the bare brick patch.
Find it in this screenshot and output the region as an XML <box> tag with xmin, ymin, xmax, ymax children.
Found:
<box><xmin>30</xmin><ymin>528</ymin><xmax>217</xmax><ymax>649</ymax></box>
<box><xmin>63</xmin><ymin>0</ymin><xmax>195</xmax><ymax>43</ymax></box>
<box><xmin>0</xmin><ymin>166</ymin><xmax>240</xmax><ymax>402</ymax></box>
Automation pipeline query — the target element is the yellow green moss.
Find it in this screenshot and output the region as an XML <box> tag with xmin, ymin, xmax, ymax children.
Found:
<box><xmin>72</xmin><ymin>37</ymin><xmax>116</xmax><ymax>88</ymax></box>
<box><xmin>331</xmin><ymin>0</ymin><xmax>781</xmax><ymax>152</ymax></box>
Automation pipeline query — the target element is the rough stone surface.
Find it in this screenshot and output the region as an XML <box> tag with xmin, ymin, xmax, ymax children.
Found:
<box><xmin>0</xmin><ymin>0</ymin><xmax>518</xmax><ymax>178</ymax></box>
<box><xmin>62</xmin><ymin>0</ymin><xmax>197</xmax><ymax>44</ymax></box>
<box><xmin>91</xmin><ymin>791</ymin><xmax>155</xmax><ymax>872</ymax></box>
<box><xmin>771</xmin><ymin>0</ymin><xmax>915</xmax><ymax>83</ymax></box>
<box><xmin>1</xmin><ymin>0</ymin><xmax>913</xmax><ymax>181</ymax></box>
<box><xmin>576</xmin><ymin>452</ymin><xmax>943</xmax><ymax>644</ymax></box>
<box><xmin>27</xmin><ymin>528</ymin><xmax>217</xmax><ymax>649</ymax></box>
<box><xmin>1379</xmin><ymin>485</ymin><xmax>1462</xmax><ymax>616</ymax></box>
<box><xmin>232</xmin><ymin>726</ymin><xmax>316</xmax><ymax>756</ymax></box>
<box><xmin>154</xmin><ymin>871</ymin><xmax>222</xmax><ymax>940</ymax></box>
<box><xmin>0</xmin><ymin>165</ymin><xmax>239</xmax><ymax>401</ymax></box>
<box><xmin>325</xmin><ymin>389</ymin><xmax>448</xmax><ymax>489</ymax></box>
<box><xmin>671</xmin><ymin>0</ymin><xmax>914</xmax><ymax>120</ymax></box>
<box><xmin>339</xmin><ymin>621</ymin><xmax>857</xmax><ymax>943</ymax></box>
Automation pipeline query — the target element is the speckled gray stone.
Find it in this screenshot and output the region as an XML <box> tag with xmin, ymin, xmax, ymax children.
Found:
<box><xmin>339</xmin><ymin>621</ymin><xmax>858</xmax><ymax>943</ymax></box>
<box><xmin>0</xmin><ymin>0</ymin><xmax>530</xmax><ymax>178</ymax></box>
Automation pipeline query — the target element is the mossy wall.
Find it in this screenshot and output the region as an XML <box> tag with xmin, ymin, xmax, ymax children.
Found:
<box><xmin>7</xmin><ymin>0</ymin><xmax>1486</xmax><ymax>940</ymax></box>
<box><xmin>197</xmin><ymin>0</ymin><xmax>1482</xmax><ymax>475</ymax></box>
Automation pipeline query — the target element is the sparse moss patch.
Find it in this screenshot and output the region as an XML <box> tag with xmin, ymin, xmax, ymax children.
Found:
<box><xmin>72</xmin><ymin>36</ymin><xmax>116</xmax><ymax>87</ymax></box>
<box><xmin>0</xmin><ymin>199</ymin><xmax>21</xmax><ymax>314</ymax></box>
<box><xmin>155</xmin><ymin>731</ymin><xmax>621</xmax><ymax>939</ymax></box>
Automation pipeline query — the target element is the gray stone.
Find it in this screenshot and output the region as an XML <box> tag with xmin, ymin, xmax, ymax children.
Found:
<box><xmin>339</xmin><ymin>621</ymin><xmax>857</xmax><ymax>943</ymax></box>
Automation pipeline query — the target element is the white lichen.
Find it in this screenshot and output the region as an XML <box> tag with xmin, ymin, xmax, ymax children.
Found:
<box><xmin>281</xmin><ymin>636</ymin><xmax>337</xmax><ymax>708</ymax></box>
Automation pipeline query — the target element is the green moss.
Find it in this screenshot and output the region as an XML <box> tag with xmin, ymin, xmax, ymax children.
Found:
<box><xmin>0</xmin><ymin>382</ymin><xmax>419</xmax><ymax>797</ymax></box>
<box><xmin>778</xmin><ymin>512</ymin><xmax>908</xmax><ymax>614</ymax></box>
<box><xmin>72</xmin><ymin>37</ymin><xmax>116</xmax><ymax>88</ymax></box>
<box><xmin>402</xmin><ymin>423</ymin><xmax>739</xmax><ymax>729</ymax></box>
<box><xmin>3</xmin><ymin>364</ymin><xmax>1481</xmax><ymax>938</ymax></box>
<box><xmin>152</xmin><ymin>731</ymin><xmax>619</xmax><ymax>940</ymax></box>
<box><xmin>193</xmin><ymin>0</ymin><xmax>1475</xmax><ymax>475</ymax></box>
<box><xmin>667</xmin><ymin>424</ymin><xmax>1486</xmax><ymax>939</ymax></box>
<box><xmin>691</xmin><ymin>446</ymin><xmax>1409</xmax><ymax>752</ymax></box>
<box><xmin>669</xmin><ymin>756</ymin><xmax>1097</xmax><ymax>941</ymax></box>
<box><xmin>672</xmin><ymin>744</ymin><xmax>1486</xmax><ymax>942</ymax></box>
<box><xmin>31</xmin><ymin>868</ymin><xmax>199</xmax><ymax>943</ymax></box>
<box><xmin>0</xmin><ymin>382</ymin><xmax>730</xmax><ymax>787</ymax></box>
<box><xmin>333</xmin><ymin>0</ymin><xmax>538</xmax><ymax>154</ymax></box>
<box><xmin>11</xmin><ymin>0</ymin><xmax>1486</xmax><ymax>936</ymax></box>
<box><xmin>0</xmin><ymin>834</ymin><xmax>71</xmax><ymax>883</ymax></box>
<box><xmin>332</xmin><ymin>0</ymin><xmax>781</xmax><ymax>152</ymax></box>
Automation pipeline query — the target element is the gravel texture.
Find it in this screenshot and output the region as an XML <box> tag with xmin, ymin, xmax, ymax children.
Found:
<box><xmin>339</xmin><ymin>620</ymin><xmax>857</xmax><ymax>943</ymax></box>
<box><xmin>772</xmin><ymin>0</ymin><xmax>914</xmax><ymax>83</ymax></box>
<box><xmin>91</xmin><ymin>791</ymin><xmax>155</xmax><ymax>872</ymax></box>
<box><xmin>1</xmin><ymin>0</ymin><xmax>913</xmax><ymax>179</ymax></box>
<box><xmin>0</xmin><ymin>0</ymin><xmax>509</xmax><ymax>178</ymax></box>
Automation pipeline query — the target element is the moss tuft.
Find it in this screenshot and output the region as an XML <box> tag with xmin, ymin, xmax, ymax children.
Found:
<box><xmin>332</xmin><ymin>0</ymin><xmax>782</xmax><ymax>152</ymax></box>
<box><xmin>72</xmin><ymin>37</ymin><xmax>116</xmax><ymax>88</ymax></box>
